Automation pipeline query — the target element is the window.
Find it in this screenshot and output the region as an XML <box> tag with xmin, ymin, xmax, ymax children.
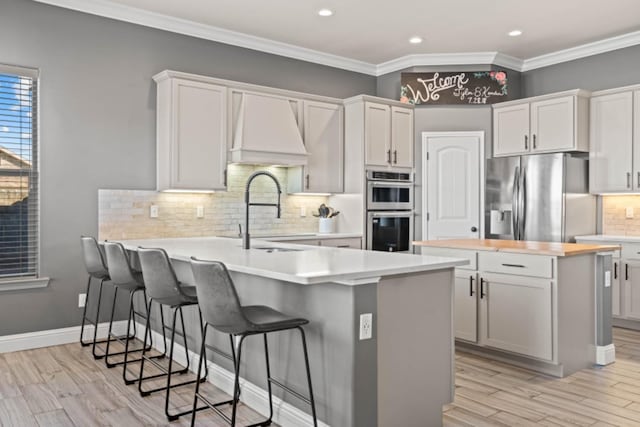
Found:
<box><xmin>0</xmin><ymin>65</ymin><xmax>39</xmax><ymax>281</ymax></box>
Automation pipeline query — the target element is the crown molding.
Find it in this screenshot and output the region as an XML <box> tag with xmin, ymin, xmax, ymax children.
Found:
<box><xmin>521</xmin><ymin>30</ymin><xmax>640</xmax><ymax>72</ymax></box>
<box><xmin>33</xmin><ymin>0</ymin><xmax>378</xmax><ymax>75</ymax></box>
<box><xmin>34</xmin><ymin>0</ymin><xmax>640</xmax><ymax>76</ymax></box>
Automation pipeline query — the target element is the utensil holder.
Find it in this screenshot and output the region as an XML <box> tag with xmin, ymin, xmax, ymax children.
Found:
<box><xmin>318</xmin><ymin>218</ymin><xmax>335</xmax><ymax>234</ymax></box>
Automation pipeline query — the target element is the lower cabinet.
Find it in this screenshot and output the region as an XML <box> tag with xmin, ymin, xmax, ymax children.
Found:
<box><xmin>454</xmin><ymin>271</ymin><xmax>478</xmax><ymax>343</ymax></box>
<box><xmin>624</xmin><ymin>260</ymin><xmax>640</xmax><ymax>320</ymax></box>
<box><xmin>612</xmin><ymin>258</ymin><xmax>622</xmax><ymax>317</ymax></box>
<box><xmin>480</xmin><ymin>273</ymin><xmax>553</xmax><ymax>361</ymax></box>
<box><xmin>270</xmin><ymin>237</ymin><xmax>361</xmax><ymax>249</ymax></box>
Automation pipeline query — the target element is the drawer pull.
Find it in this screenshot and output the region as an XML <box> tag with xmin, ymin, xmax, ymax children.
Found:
<box><xmin>501</xmin><ymin>263</ymin><xmax>526</xmax><ymax>268</ymax></box>
<box><xmin>614</xmin><ymin>262</ymin><xmax>618</xmax><ymax>279</ymax></box>
<box><xmin>469</xmin><ymin>275</ymin><xmax>475</xmax><ymax>297</ymax></box>
<box><xmin>337</xmin><ymin>245</ymin><xmax>350</xmax><ymax>248</ymax></box>
<box><xmin>480</xmin><ymin>277</ymin><xmax>485</xmax><ymax>299</ymax></box>
<box><xmin>627</xmin><ymin>263</ymin><xmax>630</xmax><ymax>281</ymax></box>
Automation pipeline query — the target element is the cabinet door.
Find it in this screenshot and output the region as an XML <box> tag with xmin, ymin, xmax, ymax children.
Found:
<box><xmin>493</xmin><ymin>103</ymin><xmax>530</xmax><ymax>157</ymax></box>
<box><xmin>624</xmin><ymin>261</ymin><xmax>640</xmax><ymax>320</ymax></box>
<box><xmin>454</xmin><ymin>271</ymin><xmax>478</xmax><ymax>343</ymax></box>
<box><xmin>364</xmin><ymin>102</ymin><xmax>391</xmax><ymax>167</ymax></box>
<box><xmin>481</xmin><ymin>273</ymin><xmax>553</xmax><ymax>360</ymax></box>
<box><xmin>634</xmin><ymin>91</ymin><xmax>640</xmax><ymax>189</ymax></box>
<box><xmin>303</xmin><ymin>101</ymin><xmax>344</xmax><ymax>193</ymax></box>
<box><xmin>170</xmin><ymin>79</ymin><xmax>227</xmax><ymax>190</ymax></box>
<box><xmin>613</xmin><ymin>259</ymin><xmax>621</xmax><ymax>317</ymax></box>
<box><xmin>530</xmin><ymin>96</ymin><xmax>574</xmax><ymax>152</ymax></box>
<box><xmin>391</xmin><ymin>106</ymin><xmax>414</xmax><ymax>168</ymax></box>
<box><xmin>590</xmin><ymin>92</ymin><xmax>633</xmax><ymax>193</ymax></box>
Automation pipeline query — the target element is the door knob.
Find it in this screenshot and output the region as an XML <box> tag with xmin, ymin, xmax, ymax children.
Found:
<box><xmin>471</xmin><ymin>226</ymin><xmax>478</xmax><ymax>232</ymax></box>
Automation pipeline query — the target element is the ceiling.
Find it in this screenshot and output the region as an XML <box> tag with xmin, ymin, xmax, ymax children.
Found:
<box><xmin>36</xmin><ymin>0</ymin><xmax>640</xmax><ymax>75</ymax></box>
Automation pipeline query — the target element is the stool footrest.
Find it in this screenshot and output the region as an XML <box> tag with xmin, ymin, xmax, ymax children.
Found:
<box><xmin>140</xmin><ymin>377</ymin><xmax>205</xmax><ymax>397</ymax></box>
<box><xmin>268</xmin><ymin>377</ymin><xmax>311</xmax><ymax>405</ymax></box>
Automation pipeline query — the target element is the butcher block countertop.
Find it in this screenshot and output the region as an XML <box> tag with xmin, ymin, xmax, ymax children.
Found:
<box><xmin>413</xmin><ymin>239</ymin><xmax>620</xmax><ymax>257</ymax></box>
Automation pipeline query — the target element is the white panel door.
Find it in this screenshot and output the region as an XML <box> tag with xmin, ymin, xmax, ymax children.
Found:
<box><xmin>364</xmin><ymin>102</ymin><xmax>391</xmax><ymax>167</ymax></box>
<box><xmin>425</xmin><ymin>132</ymin><xmax>482</xmax><ymax>240</ymax></box>
<box><xmin>493</xmin><ymin>103</ymin><xmax>530</xmax><ymax>157</ymax></box>
<box><xmin>454</xmin><ymin>271</ymin><xmax>478</xmax><ymax>342</ymax></box>
<box><xmin>303</xmin><ymin>101</ymin><xmax>344</xmax><ymax>193</ymax></box>
<box><xmin>391</xmin><ymin>106</ymin><xmax>414</xmax><ymax>168</ymax></box>
<box><xmin>589</xmin><ymin>92</ymin><xmax>633</xmax><ymax>193</ymax></box>
<box><xmin>530</xmin><ymin>96</ymin><xmax>574</xmax><ymax>152</ymax></box>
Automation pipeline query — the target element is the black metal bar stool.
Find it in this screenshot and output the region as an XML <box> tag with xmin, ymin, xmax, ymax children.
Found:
<box><xmin>189</xmin><ymin>258</ymin><xmax>318</xmax><ymax>427</ymax></box>
<box><xmin>103</xmin><ymin>242</ymin><xmax>168</xmax><ymax>383</ymax></box>
<box><xmin>137</xmin><ymin>247</ymin><xmax>211</xmax><ymax>421</ymax></box>
<box><xmin>79</xmin><ymin>236</ymin><xmax>135</xmax><ymax>359</ymax></box>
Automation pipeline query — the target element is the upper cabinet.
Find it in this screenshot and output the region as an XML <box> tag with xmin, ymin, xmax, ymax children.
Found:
<box><xmin>492</xmin><ymin>90</ymin><xmax>590</xmax><ymax>157</ymax></box>
<box><xmin>589</xmin><ymin>88</ymin><xmax>639</xmax><ymax>194</ymax></box>
<box><xmin>154</xmin><ymin>74</ymin><xmax>228</xmax><ymax>191</ymax></box>
<box><xmin>288</xmin><ymin>100</ymin><xmax>344</xmax><ymax>194</ymax></box>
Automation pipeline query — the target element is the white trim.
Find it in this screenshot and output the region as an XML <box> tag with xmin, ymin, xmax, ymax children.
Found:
<box><xmin>0</xmin><ymin>63</ymin><xmax>39</xmax><ymax>79</ymax></box>
<box><xmin>138</xmin><ymin>323</ymin><xmax>328</xmax><ymax>427</ymax></box>
<box><xmin>521</xmin><ymin>30</ymin><xmax>640</xmax><ymax>72</ymax></box>
<box><xmin>375</xmin><ymin>52</ymin><xmax>523</xmax><ymax>76</ymax></box>
<box><xmin>595</xmin><ymin>344</ymin><xmax>616</xmax><ymax>365</ymax></box>
<box><xmin>421</xmin><ymin>131</ymin><xmax>485</xmax><ymax>242</ymax></box>
<box><xmin>0</xmin><ymin>320</ymin><xmax>128</xmax><ymax>353</ymax></box>
<box><xmin>0</xmin><ymin>277</ymin><xmax>50</xmax><ymax>292</ymax></box>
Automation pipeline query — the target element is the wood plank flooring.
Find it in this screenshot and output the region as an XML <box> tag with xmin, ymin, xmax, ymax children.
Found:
<box><xmin>5</xmin><ymin>328</ymin><xmax>640</xmax><ymax>425</ymax></box>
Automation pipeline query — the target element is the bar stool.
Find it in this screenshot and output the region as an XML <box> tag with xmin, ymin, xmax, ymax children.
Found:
<box><xmin>189</xmin><ymin>258</ymin><xmax>318</xmax><ymax>427</ymax></box>
<box><xmin>137</xmin><ymin>247</ymin><xmax>210</xmax><ymax>421</ymax></box>
<box><xmin>80</xmin><ymin>236</ymin><xmax>135</xmax><ymax>359</ymax></box>
<box><xmin>103</xmin><ymin>242</ymin><xmax>167</xmax><ymax>384</ymax></box>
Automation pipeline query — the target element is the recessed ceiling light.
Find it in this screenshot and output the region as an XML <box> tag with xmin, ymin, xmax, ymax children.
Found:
<box><xmin>508</xmin><ymin>30</ymin><xmax>523</xmax><ymax>37</ymax></box>
<box><xmin>409</xmin><ymin>36</ymin><xmax>423</xmax><ymax>44</ymax></box>
<box><xmin>318</xmin><ymin>8</ymin><xmax>333</xmax><ymax>17</ymax></box>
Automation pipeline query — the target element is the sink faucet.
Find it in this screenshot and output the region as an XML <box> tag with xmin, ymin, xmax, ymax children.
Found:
<box><xmin>243</xmin><ymin>171</ymin><xmax>282</xmax><ymax>249</ymax></box>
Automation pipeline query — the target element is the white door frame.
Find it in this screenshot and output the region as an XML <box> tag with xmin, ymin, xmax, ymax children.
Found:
<box><xmin>421</xmin><ymin>131</ymin><xmax>485</xmax><ymax>241</ymax></box>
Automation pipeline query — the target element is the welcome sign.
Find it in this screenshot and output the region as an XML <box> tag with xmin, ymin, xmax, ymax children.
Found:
<box><xmin>400</xmin><ymin>71</ymin><xmax>508</xmax><ymax>105</ymax></box>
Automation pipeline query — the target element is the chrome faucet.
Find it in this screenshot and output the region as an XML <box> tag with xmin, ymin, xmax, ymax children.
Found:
<box><xmin>243</xmin><ymin>171</ymin><xmax>282</xmax><ymax>249</ymax></box>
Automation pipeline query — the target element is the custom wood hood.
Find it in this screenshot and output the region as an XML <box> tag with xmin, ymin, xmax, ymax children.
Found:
<box><xmin>413</xmin><ymin>239</ymin><xmax>619</xmax><ymax>257</ymax></box>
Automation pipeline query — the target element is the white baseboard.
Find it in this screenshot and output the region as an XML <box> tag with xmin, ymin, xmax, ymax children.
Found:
<box><xmin>136</xmin><ymin>322</ymin><xmax>328</xmax><ymax>427</ymax></box>
<box><xmin>0</xmin><ymin>320</ymin><xmax>129</xmax><ymax>354</ymax></box>
<box><xmin>596</xmin><ymin>344</ymin><xmax>616</xmax><ymax>365</ymax></box>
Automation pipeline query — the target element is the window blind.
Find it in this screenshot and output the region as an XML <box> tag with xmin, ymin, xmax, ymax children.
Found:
<box><xmin>0</xmin><ymin>65</ymin><xmax>38</xmax><ymax>279</ymax></box>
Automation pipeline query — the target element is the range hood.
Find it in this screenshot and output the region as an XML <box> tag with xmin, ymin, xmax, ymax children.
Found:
<box><xmin>230</xmin><ymin>92</ymin><xmax>308</xmax><ymax>166</ymax></box>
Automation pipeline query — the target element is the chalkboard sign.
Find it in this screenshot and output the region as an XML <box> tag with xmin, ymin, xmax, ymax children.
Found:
<box><xmin>400</xmin><ymin>71</ymin><xmax>508</xmax><ymax>105</ymax></box>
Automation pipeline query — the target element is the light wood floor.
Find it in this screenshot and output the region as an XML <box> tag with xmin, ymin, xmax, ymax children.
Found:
<box><xmin>5</xmin><ymin>329</ymin><xmax>640</xmax><ymax>426</ymax></box>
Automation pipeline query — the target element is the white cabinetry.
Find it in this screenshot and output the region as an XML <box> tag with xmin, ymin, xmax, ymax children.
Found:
<box><xmin>154</xmin><ymin>75</ymin><xmax>228</xmax><ymax>191</ymax></box>
<box><xmin>492</xmin><ymin>90</ymin><xmax>589</xmax><ymax>157</ymax></box>
<box><xmin>365</xmin><ymin>102</ymin><xmax>391</xmax><ymax>167</ymax></box>
<box><xmin>589</xmin><ymin>89</ymin><xmax>638</xmax><ymax>193</ymax></box>
<box><xmin>289</xmin><ymin>100</ymin><xmax>344</xmax><ymax>193</ymax></box>
<box><xmin>454</xmin><ymin>271</ymin><xmax>478</xmax><ymax>342</ymax></box>
<box><xmin>391</xmin><ymin>106</ymin><xmax>414</xmax><ymax>168</ymax></box>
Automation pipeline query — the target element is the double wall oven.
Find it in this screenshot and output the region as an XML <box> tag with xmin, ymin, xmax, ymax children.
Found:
<box><xmin>366</xmin><ymin>171</ymin><xmax>414</xmax><ymax>252</ymax></box>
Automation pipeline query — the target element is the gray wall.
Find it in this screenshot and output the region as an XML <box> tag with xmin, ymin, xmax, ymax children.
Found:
<box><xmin>0</xmin><ymin>0</ymin><xmax>375</xmax><ymax>336</ymax></box>
<box><xmin>523</xmin><ymin>44</ymin><xmax>640</xmax><ymax>96</ymax></box>
<box><xmin>376</xmin><ymin>65</ymin><xmax>521</xmax><ymax>241</ymax></box>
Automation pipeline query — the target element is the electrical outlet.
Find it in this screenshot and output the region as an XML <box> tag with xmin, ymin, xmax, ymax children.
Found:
<box><xmin>78</xmin><ymin>293</ymin><xmax>87</xmax><ymax>308</ymax></box>
<box><xmin>196</xmin><ymin>206</ymin><xmax>205</xmax><ymax>218</ymax></box>
<box><xmin>149</xmin><ymin>205</ymin><xmax>159</xmax><ymax>218</ymax></box>
<box><xmin>359</xmin><ymin>313</ymin><xmax>373</xmax><ymax>340</ymax></box>
<box><xmin>627</xmin><ymin>207</ymin><xmax>634</xmax><ymax>219</ymax></box>
<box><xmin>300</xmin><ymin>206</ymin><xmax>306</xmax><ymax>217</ymax></box>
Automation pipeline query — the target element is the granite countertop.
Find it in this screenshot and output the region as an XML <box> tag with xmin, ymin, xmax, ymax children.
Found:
<box><xmin>118</xmin><ymin>237</ymin><xmax>466</xmax><ymax>285</ymax></box>
<box><xmin>413</xmin><ymin>239</ymin><xmax>619</xmax><ymax>257</ymax></box>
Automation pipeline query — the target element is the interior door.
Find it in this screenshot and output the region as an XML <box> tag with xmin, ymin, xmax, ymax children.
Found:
<box><xmin>425</xmin><ymin>132</ymin><xmax>482</xmax><ymax>240</ymax></box>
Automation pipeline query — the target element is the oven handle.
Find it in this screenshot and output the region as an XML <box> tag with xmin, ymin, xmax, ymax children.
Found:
<box><xmin>369</xmin><ymin>211</ymin><xmax>414</xmax><ymax>218</ymax></box>
<box><xmin>368</xmin><ymin>181</ymin><xmax>414</xmax><ymax>189</ymax></box>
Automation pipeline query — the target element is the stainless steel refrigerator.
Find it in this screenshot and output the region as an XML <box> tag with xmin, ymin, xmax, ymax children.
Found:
<box><xmin>485</xmin><ymin>153</ymin><xmax>596</xmax><ymax>242</ymax></box>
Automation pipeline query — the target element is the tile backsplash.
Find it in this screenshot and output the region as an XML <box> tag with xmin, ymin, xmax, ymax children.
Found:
<box><xmin>99</xmin><ymin>164</ymin><xmax>328</xmax><ymax>240</ymax></box>
<box><xmin>602</xmin><ymin>196</ymin><xmax>640</xmax><ymax>235</ymax></box>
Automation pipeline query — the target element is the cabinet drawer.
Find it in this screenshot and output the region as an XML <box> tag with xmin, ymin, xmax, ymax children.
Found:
<box><xmin>420</xmin><ymin>248</ymin><xmax>477</xmax><ymax>270</ymax></box>
<box><xmin>479</xmin><ymin>252</ymin><xmax>554</xmax><ymax>278</ymax></box>
<box><xmin>622</xmin><ymin>243</ymin><xmax>640</xmax><ymax>260</ymax></box>
<box><xmin>320</xmin><ymin>238</ymin><xmax>361</xmax><ymax>249</ymax></box>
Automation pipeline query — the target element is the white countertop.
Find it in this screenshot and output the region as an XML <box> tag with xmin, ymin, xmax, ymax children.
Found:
<box><xmin>118</xmin><ymin>237</ymin><xmax>466</xmax><ymax>285</ymax></box>
<box><xmin>575</xmin><ymin>235</ymin><xmax>639</xmax><ymax>243</ymax></box>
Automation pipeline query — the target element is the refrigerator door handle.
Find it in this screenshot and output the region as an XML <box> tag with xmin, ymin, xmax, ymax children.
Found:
<box><xmin>519</xmin><ymin>167</ymin><xmax>527</xmax><ymax>240</ymax></box>
<box><xmin>512</xmin><ymin>167</ymin><xmax>520</xmax><ymax>240</ymax></box>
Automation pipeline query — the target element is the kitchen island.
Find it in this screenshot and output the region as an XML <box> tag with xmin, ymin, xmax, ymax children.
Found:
<box><xmin>118</xmin><ymin>237</ymin><xmax>467</xmax><ymax>427</ymax></box>
<box><xmin>416</xmin><ymin>239</ymin><xmax>619</xmax><ymax>377</ymax></box>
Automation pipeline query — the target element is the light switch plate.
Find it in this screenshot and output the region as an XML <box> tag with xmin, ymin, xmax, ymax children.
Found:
<box><xmin>359</xmin><ymin>313</ymin><xmax>373</xmax><ymax>340</ymax></box>
<box><xmin>196</xmin><ymin>206</ymin><xmax>204</xmax><ymax>218</ymax></box>
<box><xmin>605</xmin><ymin>271</ymin><xmax>611</xmax><ymax>288</ymax></box>
<box><xmin>150</xmin><ymin>205</ymin><xmax>159</xmax><ymax>218</ymax></box>
<box><xmin>626</xmin><ymin>207</ymin><xmax>634</xmax><ymax>219</ymax></box>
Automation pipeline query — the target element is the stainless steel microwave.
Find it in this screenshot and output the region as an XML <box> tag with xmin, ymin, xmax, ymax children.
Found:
<box><xmin>366</xmin><ymin>171</ymin><xmax>413</xmax><ymax>211</ymax></box>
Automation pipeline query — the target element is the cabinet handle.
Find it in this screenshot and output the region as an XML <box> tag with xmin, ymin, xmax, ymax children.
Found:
<box><xmin>480</xmin><ymin>277</ymin><xmax>485</xmax><ymax>299</ymax></box>
<box><xmin>502</xmin><ymin>263</ymin><xmax>525</xmax><ymax>268</ymax></box>
<box><xmin>628</xmin><ymin>172</ymin><xmax>632</xmax><ymax>189</ymax></box>
<box><xmin>387</xmin><ymin>149</ymin><xmax>391</xmax><ymax>164</ymax></box>
<box><xmin>637</xmin><ymin>172</ymin><xmax>639</xmax><ymax>188</ymax></box>
<box><xmin>393</xmin><ymin>150</ymin><xmax>398</xmax><ymax>164</ymax></box>
<box><xmin>532</xmin><ymin>134</ymin><xmax>537</xmax><ymax>149</ymax></box>
<box><xmin>469</xmin><ymin>275</ymin><xmax>475</xmax><ymax>296</ymax></box>
<box><xmin>524</xmin><ymin>135</ymin><xmax>528</xmax><ymax>150</ymax></box>
<box><xmin>223</xmin><ymin>169</ymin><xmax>227</xmax><ymax>187</ymax></box>
<box><xmin>626</xmin><ymin>263</ymin><xmax>630</xmax><ymax>281</ymax></box>
<box><xmin>614</xmin><ymin>261</ymin><xmax>618</xmax><ymax>280</ymax></box>
<box><xmin>305</xmin><ymin>174</ymin><xmax>310</xmax><ymax>190</ymax></box>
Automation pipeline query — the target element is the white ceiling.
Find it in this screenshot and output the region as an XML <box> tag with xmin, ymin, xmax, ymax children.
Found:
<box><xmin>36</xmin><ymin>0</ymin><xmax>640</xmax><ymax>75</ymax></box>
